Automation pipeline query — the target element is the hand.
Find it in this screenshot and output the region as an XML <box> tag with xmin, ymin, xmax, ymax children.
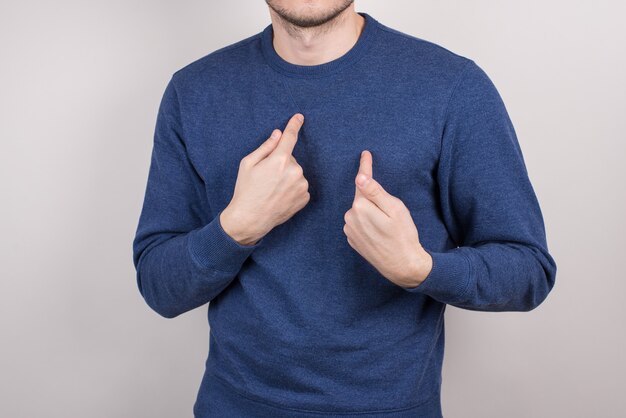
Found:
<box><xmin>220</xmin><ymin>113</ymin><xmax>311</xmax><ymax>245</ymax></box>
<box><xmin>343</xmin><ymin>150</ymin><xmax>433</xmax><ymax>288</ymax></box>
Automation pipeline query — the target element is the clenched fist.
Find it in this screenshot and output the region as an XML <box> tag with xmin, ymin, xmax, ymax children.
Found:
<box><xmin>343</xmin><ymin>150</ymin><xmax>433</xmax><ymax>289</ymax></box>
<box><xmin>220</xmin><ymin>113</ymin><xmax>310</xmax><ymax>246</ymax></box>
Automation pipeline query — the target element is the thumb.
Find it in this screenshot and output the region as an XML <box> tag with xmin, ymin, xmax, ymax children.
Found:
<box><xmin>355</xmin><ymin>174</ymin><xmax>395</xmax><ymax>216</ymax></box>
<box><xmin>244</xmin><ymin>129</ymin><xmax>282</xmax><ymax>166</ymax></box>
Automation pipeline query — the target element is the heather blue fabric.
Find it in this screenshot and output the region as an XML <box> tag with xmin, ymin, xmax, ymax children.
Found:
<box><xmin>132</xmin><ymin>12</ymin><xmax>557</xmax><ymax>417</ymax></box>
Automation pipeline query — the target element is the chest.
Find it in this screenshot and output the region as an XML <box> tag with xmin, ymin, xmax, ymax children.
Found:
<box><xmin>184</xmin><ymin>77</ymin><xmax>443</xmax><ymax>219</ymax></box>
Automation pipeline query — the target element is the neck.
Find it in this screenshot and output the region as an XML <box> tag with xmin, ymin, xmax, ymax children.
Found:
<box><xmin>268</xmin><ymin>8</ymin><xmax>365</xmax><ymax>66</ymax></box>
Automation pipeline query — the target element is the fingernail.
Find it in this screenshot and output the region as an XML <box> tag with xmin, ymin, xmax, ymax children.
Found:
<box><xmin>270</xmin><ymin>129</ymin><xmax>280</xmax><ymax>139</ymax></box>
<box><xmin>356</xmin><ymin>173</ymin><xmax>369</xmax><ymax>186</ymax></box>
<box><xmin>296</xmin><ymin>113</ymin><xmax>304</xmax><ymax>122</ymax></box>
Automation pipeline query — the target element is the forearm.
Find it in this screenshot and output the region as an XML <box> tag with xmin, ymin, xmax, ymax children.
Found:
<box><xmin>408</xmin><ymin>242</ymin><xmax>557</xmax><ymax>312</ymax></box>
<box><xmin>401</xmin><ymin>59</ymin><xmax>558</xmax><ymax>311</ymax></box>
<box><xmin>133</xmin><ymin>76</ymin><xmax>266</xmax><ymax>318</ymax></box>
<box><xmin>134</xmin><ymin>212</ymin><xmax>261</xmax><ymax>318</ymax></box>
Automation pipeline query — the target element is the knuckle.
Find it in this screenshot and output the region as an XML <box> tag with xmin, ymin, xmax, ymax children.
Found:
<box><xmin>299</xmin><ymin>178</ymin><xmax>309</xmax><ymax>193</ymax></box>
<box><xmin>289</xmin><ymin>163</ymin><xmax>303</xmax><ymax>178</ymax></box>
<box><xmin>390</xmin><ymin>198</ymin><xmax>405</xmax><ymax>214</ymax></box>
<box><xmin>272</xmin><ymin>153</ymin><xmax>289</xmax><ymax>168</ymax></box>
<box><xmin>368</xmin><ymin>185</ymin><xmax>381</xmax><ymax>197</ymax></box>
<box><xmin>239</xmin><ymin>156</ymin><xmax>251</xmax><ymax>169</ymax></box>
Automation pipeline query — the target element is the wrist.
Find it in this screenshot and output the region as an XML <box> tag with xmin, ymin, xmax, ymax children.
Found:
<box><xmin>219</xmin><ymin>206</ymin><xmax>262</xmax><ymax>246</ymax></box>
<box><xmin>404</xmin><ymin>248</ymin><xmax>433</xmax><ymax>289</ymax></box>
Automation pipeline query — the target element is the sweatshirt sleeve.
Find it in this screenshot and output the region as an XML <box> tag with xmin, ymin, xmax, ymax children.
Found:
<box><xmin>403</xmin><ymin>59</ymin><xmax>557</xmax><ymax>312</ymax></box>
<box><xmin>132</xmin><ymin>75</ymin><xmax>263</xmax><ymax>319</ymax></box>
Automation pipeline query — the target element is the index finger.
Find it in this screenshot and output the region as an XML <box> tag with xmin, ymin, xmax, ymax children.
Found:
<box><xmin>354</xmin><ymin>150</ymin><xmax>373</xmax><ymax>202</ymax></box>
<box><xmin>273</xmin><ymin>113</ymin><xmax>304</xmax><ymax>155</ymax></box>
<box><xmin>358</xmin><ymin>150</ymin><xmax>373</xmax><ymax>178</ymax></box>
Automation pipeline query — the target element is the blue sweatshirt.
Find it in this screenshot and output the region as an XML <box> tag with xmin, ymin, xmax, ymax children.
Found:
<box><xmin>132</xmin><ymin>11</ymin><xmax>557</xmax><ymax>418</ymax></box>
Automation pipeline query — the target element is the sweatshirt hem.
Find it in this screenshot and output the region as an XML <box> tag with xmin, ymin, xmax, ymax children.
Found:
<box><xmin>197</xmin><ymin>370</ymin><xmax>442</xmax><ymax>417</ymax></box>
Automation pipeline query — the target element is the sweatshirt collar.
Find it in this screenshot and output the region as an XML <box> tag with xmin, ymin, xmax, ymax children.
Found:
<box><xmin>260</xmin><ymin>12</ymin><xmax>379</xmax><ymax>78</ymax></box>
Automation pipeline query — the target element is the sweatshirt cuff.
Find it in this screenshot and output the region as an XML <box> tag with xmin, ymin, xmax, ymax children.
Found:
<box><xmin>402</xmin><ymin>247</ymin><xmax>472</xmax><ymax>303</ymax></box>
<box><xmin>188</xmin><ymin>210</ymin><xmax>263</xmax><ymax>273</ymax></box>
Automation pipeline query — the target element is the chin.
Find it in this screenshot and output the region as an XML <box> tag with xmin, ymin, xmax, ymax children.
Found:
<box><xmin>267</xmin><ymin>0</ymin><xmax>354</xmax><ymax>28</ymax></box>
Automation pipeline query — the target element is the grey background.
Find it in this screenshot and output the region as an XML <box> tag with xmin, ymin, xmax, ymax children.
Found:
<box><xmin>1</xmin><ymin>1</ymin><xmax>624</xmax><ymax>417</ymax></box>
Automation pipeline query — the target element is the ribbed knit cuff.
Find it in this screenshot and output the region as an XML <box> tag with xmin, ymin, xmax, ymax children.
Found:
<box><xmin>188</xmin><ymin>210</ymin><xmax>263</xmax><ymax>273</ymax></box>
<box><xmin>403</xmin><ymin>247</ymin><xmax>472</xmax><ymax>303</ymax></box>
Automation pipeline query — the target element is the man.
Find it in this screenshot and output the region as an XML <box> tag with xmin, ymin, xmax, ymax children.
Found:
<box><xmin>132</xmin><ymin>1</ymin><xmax>557</xmax><ymax>417</ymax></box>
